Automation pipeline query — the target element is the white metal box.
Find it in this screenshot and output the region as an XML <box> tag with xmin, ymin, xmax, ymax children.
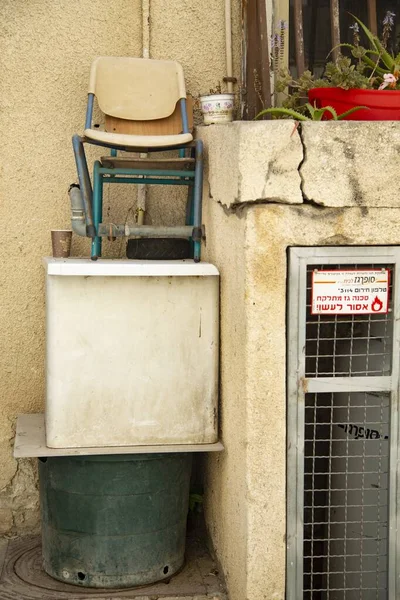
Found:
<box><xmin>44</xmin><ymin>258</ymin><xmax>219</xmax><ymax>448</ymax></box>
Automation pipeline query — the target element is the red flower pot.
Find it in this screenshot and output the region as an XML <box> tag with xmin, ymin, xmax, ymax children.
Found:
<box><xmin>308</xmin><ymin>87</ymin><xmax>400</xmax><ymax>120</ymax></box>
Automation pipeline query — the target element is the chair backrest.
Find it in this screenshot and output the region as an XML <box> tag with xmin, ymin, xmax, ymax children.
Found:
<box><xmin>104</xmin><ymin>96</ymin><xmax>194</xmax><ymax>136</ymax></box>
<box><xmin>89</xmin><ymin>57</ymin><xmax>187</xmax><ymax>122</ymax></box>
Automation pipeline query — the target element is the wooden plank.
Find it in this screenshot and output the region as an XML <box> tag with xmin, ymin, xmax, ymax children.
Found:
<box><xmin>367</xmin><ymin>0</ymin><xmax>378</xmax><ymax>36</ymax></box>
<box><xmin>242</xmin><ymin>0</ymin><xmax>272</xmax><ymax>119</ymax></box>
<box><xmin>330</xmin><ymin>0</ymin><xmax>340</xmax><ymax>61</ymax></box>
<box><xmin>273</xmin><ymin>0</ymin><xmax>290</xmax><ymax>107</ymax></box>
<box><xmin>105</xmin><ymin>96</ymin><xmax>194</xmax><ymax>136</ymax></box>
<box><xmin>14</xmin><ymin>414</ymin><xmax>224</xmax><ymax>457</ymax></box>
<box><xmin>293</xmin><ymin>0</ymin><xmax>305</xmax><ymax>75</ymax></box>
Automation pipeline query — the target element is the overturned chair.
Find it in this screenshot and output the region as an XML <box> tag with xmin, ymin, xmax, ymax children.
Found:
<box><xmin>71</xmin><ymin>56</ymin><xmax>204</xmax><ymax>261</ymax></box>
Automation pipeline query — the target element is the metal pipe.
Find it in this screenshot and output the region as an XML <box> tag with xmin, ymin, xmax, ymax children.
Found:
<box><xmin>225</xmin><ymin>0</ymin><xmax>233</xmax><ymax>93</ymax></box>
<box><xmin>71</xmin><ymin>135</ymin><xmax>95</xmax><ymax>238</ymax></box>
<box><xmin>142</xmin><ymin>0</ymin><xmax>150</xmax><ymax>59</ymax></box>
<box><xmin>180</xmin><ymin>98</ymin><xmax>189</xmax><ymax>134</ymax></box>
<box><xmin>193</xmin><ymin>139</ymin><xmax>203</xmax><ymax>262</ymax></box>
<box><xmin>68</xmin><ymin>185</ymin><xmax>87</xmax><ymax>237</ymax></box>
<box><xmin>99</xmin><ymin>168</ymin><xmax>194</xmax><ymax>177</ymax></box>
<box><xmin>138</xmin><ymin>0</ymin><xmax>151</xmax><ymax>225</ymax></box>
<box><xmin>98</xmin><ymin>223</ymin><xmax>193</xmax><ymax>238</ymax></box>
<box><xmin>330</xmin><ymin>0</ymin><xmax>340</xmax><ymax>61</ymax></box>
<box><xmin>99</xmin><ymin>177</ymin><xmax>192</xmax><ymax>185</ymax></box>
<box><xmin>91</xmin><ymin>160</ymin><xmax>103</xmax><ymax>259</ymax></box>
<box><xmin>85</xmin><ymin>94</ymin><xmax>94</xmax><ymax>130</ymax></box>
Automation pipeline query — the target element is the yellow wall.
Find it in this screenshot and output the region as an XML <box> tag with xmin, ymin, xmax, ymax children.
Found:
<box><xmin>0</xmin><ymin>0</ymin><xmax>241</xmax><ymax>535</ymax></box>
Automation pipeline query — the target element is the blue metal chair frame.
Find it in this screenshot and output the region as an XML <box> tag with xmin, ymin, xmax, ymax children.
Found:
<box><xmin>72</xmin><ymin>96</ymin><xmax>203</xmax><ymax>261</ymax></box>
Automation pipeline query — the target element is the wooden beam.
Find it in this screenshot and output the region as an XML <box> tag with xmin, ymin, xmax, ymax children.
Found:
<box><xmin>293</xmin><ymin>0</ymin><xmax>305</xmax><ymax>75</ymax></box>
<box><xmin>242</xmin><ymin>0</ymin><xmax>272</xmax><ymax>119</ymax></box>
<box><xmin>367</xmin><ymin>0</ymin><xmax>378</xmax><ymax>36</ymax></box>
<box><xmin>330</xmin><ymin>0</ymin><xmax>340</xmax><ymax>61</ymax></box>
<box><xmin>308</xmin><ymin>0</ymin><xmax>318</xmax><ymax>73</ymax></box>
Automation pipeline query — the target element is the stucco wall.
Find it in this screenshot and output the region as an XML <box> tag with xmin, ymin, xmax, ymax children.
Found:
<box><xmin>200</xmin><ymin>122</ymin><xmax>400</xmax><ymax>600</ymax></box>
<box><xmin>0</xmin><ymin>0</ymin><xmax>142</xmax><ymax>536</ymax></box>
<box><xmin>0</xmin><ymin>0</ymin><xmax>241</xmax><ymax>536</ymax></box>
<box><xmin>202</xmin><ymin>157</ymin><xmax>248</xmax><ymax>599</ymax></box>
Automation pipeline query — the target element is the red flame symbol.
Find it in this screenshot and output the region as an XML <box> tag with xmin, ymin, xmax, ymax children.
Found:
<box><xmin>371</xmin><ymin>296</ymin><xmax>383</xmax><ymax>312</ymax></box>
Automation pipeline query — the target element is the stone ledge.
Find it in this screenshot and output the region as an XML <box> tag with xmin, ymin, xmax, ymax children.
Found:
<box><xmin>198</xmin><ymin>121</ymin><xmax>303</xmax><ymax>208</ymax></box>
<box><xmin>301</xmin><ymin>121</ymin><xmax>400</xmax><ymax>208</ymax></box>
<box><xmin>199</xmin><ymin>120</ymin><xmax>400</xmax><ymax>210</ymax></box>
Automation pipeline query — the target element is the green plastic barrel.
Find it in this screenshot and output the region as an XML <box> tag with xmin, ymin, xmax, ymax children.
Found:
<box><xmin>39</xmin><ymin>453</ymin><xmax>192</xmax><ymax>588</ymax></box>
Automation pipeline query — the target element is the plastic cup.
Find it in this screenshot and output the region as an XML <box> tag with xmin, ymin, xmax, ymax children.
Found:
<box><xmin>51</xmin><ymin>230</ymin><xmax>72</xmax><ymax>258</ymax></box>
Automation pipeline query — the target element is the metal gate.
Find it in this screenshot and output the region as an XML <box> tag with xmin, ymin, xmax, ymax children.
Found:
<box><xmin>287</xmin><ymin>247</ymin><xmax>400</xmax><ymax>600</ymax></box>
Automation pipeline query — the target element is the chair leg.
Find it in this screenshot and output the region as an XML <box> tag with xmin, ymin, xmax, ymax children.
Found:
<box><xmin>91</xmin><ymin>160</ymin><xmax>103</xmax><ymax>260</ymax></box>
<box><xmin>72</xmin><ymin>135</ymin><xmax>95</xmax><ymax>238</ymax></box>
<box><xmin>193</xmin><ymin>139</ymin><xmax>204</xmax><ymax>263</ymax></box>
<box><xmin>185</xmin><ymin>183</ymin><xmax>195</xmax><ymax>259</ymax></box>
<box><xmin>185</xmin><ymin>183</ymin><xmax>194</xmax><ymax>224</ymax></box>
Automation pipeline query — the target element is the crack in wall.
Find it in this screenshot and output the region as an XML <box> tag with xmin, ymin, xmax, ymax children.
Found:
<box><xmin>297</xmin><ymin>123</ymin><xmax>307</xmax><ymax>203</ymax></box>
<box><xmin>297</xmin><ymin>124</ymin><xmax>326</xmax><ymax>209</ymax></box>
<box><xmin>216</xmin><ymin>196</ymin><xmax>304</xmax><ymax>218</ymax></box>
<box><xmin>209</xmin><ymin>124</ymin><xmax>326</xmax><ymax>215</ymax></box>
<box><xmin>208</xmin><ymin>125</ymin><xmax>395</xmax><ymax>219</ymax></box>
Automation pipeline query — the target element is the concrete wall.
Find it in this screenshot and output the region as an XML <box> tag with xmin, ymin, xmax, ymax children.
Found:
<box><xmin>200</xmin><ymin>121</ymin><xmax>400</xmax><ymax>600</ymax></box>
<box><xmin>0</xmin><ymin>0</ymin><xmax>241</xmax><ymax>536</ymax></box>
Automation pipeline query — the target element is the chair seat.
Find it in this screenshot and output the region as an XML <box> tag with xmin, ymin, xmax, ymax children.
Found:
<box><xmin>84</xmin><ymin>128</ymin><xmax>193</xmax><ymax>149</ymax></box>
<box><xmin>100</xmin><ymin>156</ymin><xmax>195</xmax><ymax>170</ymax></box>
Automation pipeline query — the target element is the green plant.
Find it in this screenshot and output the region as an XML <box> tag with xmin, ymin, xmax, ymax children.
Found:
<box><xmin>275</xmin><ymin>56</ymin><xmax>372</xmax><ymax>114</ymax></box>
<box><xmin>255</xmin><ymin>102</ymin><xmax>368</xmax><ymax>121</ymax></box>
<box><xmin>270</xmin><ymin>11</ymin><xmax>400</xmax><ymax>115</ymax></box>
<box><xmin>339</xmin><ymin>13</ymin><xmax>400</xmax><ymax>89</ymax></box>
<box><xmin>208</xmin><ymin>82</ymin><xmax>223</xmax><ymax>95</ymax></box>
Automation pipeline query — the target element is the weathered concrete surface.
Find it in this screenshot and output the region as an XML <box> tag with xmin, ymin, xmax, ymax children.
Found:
<box><xmin>202</xmin><ymin>177</ymin><xmax>248</xmax><ymax>600</ymax></box>
<box><xmin>201</xmin><ymin>121</ymin><xmax>400</xmax><ymax>600</ymax></box>
<box><xmin>199</xmin><ymin>122</ymin><xmax>304</xmax><ymax>208</ymax></box>
<box><xmin>301</xmin><ymin>121</ymin><xmax>400</xmax><ymax>207</ymax></box>
<box><xmin>201</xmin><ymin>121</ymin><xmax>400</xmax><ymax>211</ymax></box>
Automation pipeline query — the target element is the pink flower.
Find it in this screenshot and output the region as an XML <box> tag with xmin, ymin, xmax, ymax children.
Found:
<box><xmin>379</xmin><ymin>73</ymin><xmax>398</xmax><ymax>89</ymax></box>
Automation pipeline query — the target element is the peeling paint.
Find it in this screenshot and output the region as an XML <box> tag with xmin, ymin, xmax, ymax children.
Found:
<box><xmin>0</xmin><ymin>459</ymin><xmax>39</xmax><ymax>537</ymax></box>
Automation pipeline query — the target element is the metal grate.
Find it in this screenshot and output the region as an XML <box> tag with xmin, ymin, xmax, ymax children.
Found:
<box><xmin>305</xmin><ymin>265</ymin><xmax>394</xmax><ymax>378</ymax></box>
<box><xmin>287</xmin><ymin>249</ymin><xmax>400</xmax><ymax>600</ymax></box>
<box><xmin>304</xmin><ymin>391</ymin><xmax>389</xmax><ymax>599</ymax></box>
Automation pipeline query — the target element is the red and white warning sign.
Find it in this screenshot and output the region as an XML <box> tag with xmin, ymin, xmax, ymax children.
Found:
<box><xmin>311</xmin><ymin>269</ymin><xmax>390</xmax><ymax>315</ymax></box>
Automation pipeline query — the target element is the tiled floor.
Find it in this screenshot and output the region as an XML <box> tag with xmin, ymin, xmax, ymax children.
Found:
<box><xmin>0</xmin><ymin>529</ymin><xmax>226</xmax><ymax>600</ymax></box>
